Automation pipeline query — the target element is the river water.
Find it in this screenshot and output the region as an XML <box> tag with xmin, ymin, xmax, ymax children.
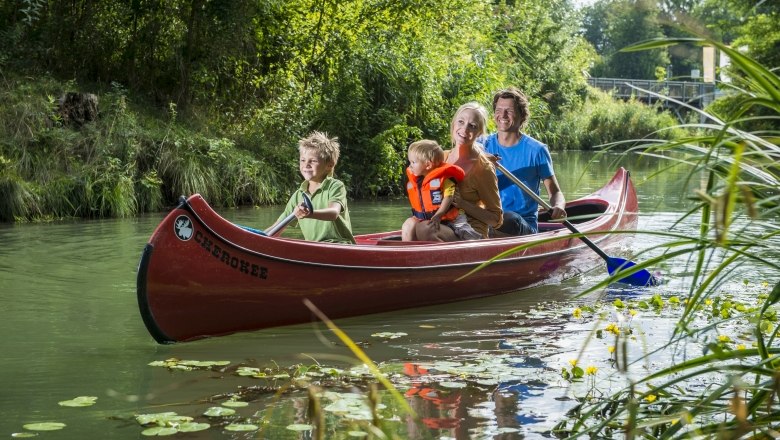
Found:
<box><xmin>1</xmin><ymin>151</ymin><xmax>773</xmax><ymax>439</ymax></box>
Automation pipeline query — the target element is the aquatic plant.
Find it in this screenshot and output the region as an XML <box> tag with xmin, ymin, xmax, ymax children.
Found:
<box><xmin>556</xmin><ymin>36</ymin><xmax>780</xmax><ymax>439</ymax></box>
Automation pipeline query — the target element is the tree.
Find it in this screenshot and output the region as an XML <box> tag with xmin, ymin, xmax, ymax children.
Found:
<box><xmin>583</xmin><ymin>0</ymin><xmax>671</xmax><ymax>79</ymax></box>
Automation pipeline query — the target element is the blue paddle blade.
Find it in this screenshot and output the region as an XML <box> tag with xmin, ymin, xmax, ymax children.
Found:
<box><xmin>606</xmin><ymin>257</ymin><xmax>658</xmax><ymax>287</ymax></box>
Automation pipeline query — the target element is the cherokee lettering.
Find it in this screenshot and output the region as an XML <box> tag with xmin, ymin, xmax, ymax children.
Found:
<box><xmin>195</xmin><ymin>231</ymin><xmax>269</xmax><ymax>280</ymax></box>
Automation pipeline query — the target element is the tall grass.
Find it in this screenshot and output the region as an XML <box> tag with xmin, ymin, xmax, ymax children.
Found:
<box><xmin>557</xmin><ymin>37</ymin><xmax>780</xmax><ymax>439</ymax></box>
<box><xmin>0</xmin><ymin>74</ymin><xmax>289</xmax><ymax>221</ymax></box>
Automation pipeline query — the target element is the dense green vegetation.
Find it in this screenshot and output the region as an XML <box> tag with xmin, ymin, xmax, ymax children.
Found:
<box><xmin>1</xmin><ymin>0</ymin><xmax>776</xmax><ymax>222</ymax></box>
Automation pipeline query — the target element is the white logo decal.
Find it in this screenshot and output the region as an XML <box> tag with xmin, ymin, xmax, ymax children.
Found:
<box><xmin>174</xmin><ymin>215</ymin><xmax>194</xmax><ymax>241</ymax></box>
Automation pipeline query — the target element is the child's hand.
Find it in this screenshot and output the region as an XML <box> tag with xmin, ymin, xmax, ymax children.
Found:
<box><xmin>294</xmin><ymin>202</ymin><xmax>312</xmax><ymax>219</ymax></box>
<box><xmin>428</xmin><ymin>216</ymin><xmax>441</xmax><ymax>231</ymax></box>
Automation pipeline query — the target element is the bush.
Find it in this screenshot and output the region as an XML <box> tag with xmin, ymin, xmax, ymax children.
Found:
<box><xmin>547</xmin><ymin>87</ymin><xmax>683</xmax><ymax>150</ymax></box>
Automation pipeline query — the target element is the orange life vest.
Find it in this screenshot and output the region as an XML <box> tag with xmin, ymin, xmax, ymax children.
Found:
<box><xmin>406</xmin><ymin>163</ymin><xmax>465</xmax><ymax>222</ymax></box>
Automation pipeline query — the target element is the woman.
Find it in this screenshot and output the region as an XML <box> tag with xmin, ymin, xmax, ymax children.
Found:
<box><xmin>414</xmin><ymin>102</ymin><xmax>503</xmax><ymax>241</ymax></box>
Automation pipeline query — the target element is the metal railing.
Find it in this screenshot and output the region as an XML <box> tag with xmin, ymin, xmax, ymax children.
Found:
<box><xmin>587</xmin><ymin>77</ymin><xmax>717</xmax><ymax>107</ymax></box>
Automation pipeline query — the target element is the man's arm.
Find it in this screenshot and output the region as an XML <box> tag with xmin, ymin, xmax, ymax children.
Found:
<box><xmin>543</xmin><ymin>175</ymin><xmax>566</xmax><ymax>220</ymax></box>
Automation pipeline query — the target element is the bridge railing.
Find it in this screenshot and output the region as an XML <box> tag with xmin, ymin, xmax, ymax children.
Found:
<box><xmin>587</xmin><ymin>77</ymin><xmax>717</xmax><ymax>106</ymax></box>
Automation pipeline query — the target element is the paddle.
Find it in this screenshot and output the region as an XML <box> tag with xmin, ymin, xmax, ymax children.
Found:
<box><xmin>241</xmin><ymin>193</ymin><xmax>313</xmax><ymax>237</ymax></box>
<box><xmin>494</xmin><ymin>162</ymin><xmax>657</xmax><ymax>286</ymax></box>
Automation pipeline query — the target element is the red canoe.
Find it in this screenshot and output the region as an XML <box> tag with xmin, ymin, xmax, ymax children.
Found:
<box><xmin>137</xmin><ymin>168</ymin><xmax>639</xmax><ymax>343</ymax></box>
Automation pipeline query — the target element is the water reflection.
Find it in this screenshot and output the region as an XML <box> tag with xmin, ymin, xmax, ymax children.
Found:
<box><xmin>2</xmin><ymin>151</ymin><xmax>778</xmax><ymax>439</ymax></box>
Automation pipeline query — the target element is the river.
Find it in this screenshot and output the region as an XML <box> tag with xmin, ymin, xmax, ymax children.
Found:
<box><xmin>1</xmin><ymin>151</ymin><xmax>773</xmax><ymax>439</ymax></box>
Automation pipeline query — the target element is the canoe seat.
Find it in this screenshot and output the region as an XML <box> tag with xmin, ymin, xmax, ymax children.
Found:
<box><xmin>538</xmin><ymin>222</ymin><xmax>567</xmax><ymax>232</ymax></box>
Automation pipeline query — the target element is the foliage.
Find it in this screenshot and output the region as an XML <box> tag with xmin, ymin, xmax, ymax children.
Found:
<box><xmin>582</xmin><ymin>0</ymin><xmax>671</xmax><ymax>80</ymax></box>
<box><xmin>559</xmin><ymin>36</ymin><xmax>780</xmax><ymax>439</ymax></box>
<box><xmin>0</xmin><ymin>74</ymin><xmax>286</xmax><ymax>221</ymax></box>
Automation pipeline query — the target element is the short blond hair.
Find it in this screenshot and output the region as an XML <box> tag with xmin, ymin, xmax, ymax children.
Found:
<box><xmin>408</xmin><ymin>140</ymin><xmax>444</xmax><ymax>166</ymax></box>
<box><xmin>299</xmin><ymin>131</ymin><xmax>340</xmax><ymax>176</ymax></box>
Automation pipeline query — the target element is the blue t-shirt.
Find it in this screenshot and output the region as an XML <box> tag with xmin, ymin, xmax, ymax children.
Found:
<box><xmin>481</xmin><ymin>133</ymin><xmax>554</xmax><ymax>226</ymax></box>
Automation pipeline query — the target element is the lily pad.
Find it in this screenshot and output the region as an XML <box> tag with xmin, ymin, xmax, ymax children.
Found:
<box><xmin>225</xmin><ymin>423</ymin><xmax>259</xmax><ymax>431</ymax></box>
<box><xmin>58</xmin><ymin>396</ymin><xmax>98</xmax><ymax>407</ymax></box>
<box><xmin>286</xmin><ymin>423</ymin><xmax>315</xmax><ymax>431</ymax></box>
<box><xmin>135</xmin><ymin>412</ymin><xmax>192</xmax><ymax>426</ymax></box>
<box><xmin>23</xmin><ymin>422</ymin><xmax>66</xmax><ymax>431</ymax></box>
<box><xmin>203</xmin><ymin>406</ymin><xmax>235</xmax><ymax>417</ymax></box>
<box><xmin>439</xmin><ymin>381</ymin><xmax>467</xmax><ymax>388</ymax></box>
<box><xmin>141</xmin><ymin>426</ymin><xmax>178</xmax><ymax>436</ymax></box>
<box><xmin>222</xmin><ymin>400</ymin><xmax>249</xmax><ymax>408</ymax></box>
<box><xmin>371</xmin><ymin>332</ymin><xmax>408</xmax><ymax>339</ymax></box>
<box><xmin>178</xmin><ymin>422</ymin><xmax>210</xmax><ymax>432</ymax></box>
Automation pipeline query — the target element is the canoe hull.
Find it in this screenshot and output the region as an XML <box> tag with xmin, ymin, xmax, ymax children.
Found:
<box><xmin>137</xmin><ymin>168</ymin><xmax>638</xmax><ymax>343</ymax></box>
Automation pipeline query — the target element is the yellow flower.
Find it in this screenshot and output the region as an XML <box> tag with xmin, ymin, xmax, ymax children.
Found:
<box><xmin>736</xmin><ymin>344</ymin><xmax>746</xmax><ymax>350</ymax></box>
<box><xmin>705</xmin><ymin>299</ymin><xmax>712</xmax><ymax>305</ymax></box>
<box><xmin>569</xmin><ymin>359</ymin><xmax>578</xmax><ymax>367</ymax></box>
<box><xmin>718</xmin><ymin>335</ymin><xmax>731</xmax><ymax>343</ymax></box>
<box><xmin>762</xmin><ymin>281</ymin><xmax>768</xmax><ymax>288</ymax></box>
<box><xmin>586</xmin><ymin>366</ymin><xmax>598</xmax><ymax>375</ymax></box>
<box><xmin>645</xmin><ymin>394</ymin><xmax>657</xmax><ymax>403</ymax></box>
<box><xmin>605</xmin><ymin>323</ymin><xmax>620</xmax><ymax>335</ymax></box>
<box><xmin>572</xmin><ymin>308</ymin><xmax>582</xmax><ymax>319</ymax></box>
<box><xmin>628</xmin><ymin>309</ymin><xmax>637</xmax><ymax>316</ymax></box>
<box><xmin>608</xmin><ymin>345</ymin><xmax>616</xmax><ymax>354</ymax></box>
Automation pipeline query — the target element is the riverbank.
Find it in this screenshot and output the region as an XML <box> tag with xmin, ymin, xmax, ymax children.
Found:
<box><xmin>0</xmin><ymin>74</ymin><xmax>681</xmax><ymax>223</ymax></box>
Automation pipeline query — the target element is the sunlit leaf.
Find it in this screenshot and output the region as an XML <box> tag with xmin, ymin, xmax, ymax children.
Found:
<box><xmin>141</xmin><ymin>426</ymin><xmax>178</xmax><ymax>436</ymax></box>
<box><xmin>58</xmin><ymin>396</ymin><xmax>97</xmax><ymax>407</ymax></box>
<box><xmin>225</xmin><ymin>423</ymin><xmax>259</xmax><ymax>431</ymax></box>
<box><xmin>371</xmin><ymin>332</ymin><xmax>408</xmax><ymax>339</ymax></box>
<box><xmin>178</xmin><ymin>422</ymin><xmax>210</xmax><ymax>432</ymax></box>
<box><xmin>286</xmin><ymin>423</ymin><xmax>314</xmax><ymax>431</ymax></box>
<box><xmin>439</xmin><ymin>381</ymin><xmax>467</xmax><ymax>388</ymax></box>
<box><xmin>203</xmin><ymin>406</ymin><xmax>235</xmax><ymax>417</ymax></box>
<box><xmin>22</xmin><ymin>423</ymin><xmax>66</xmax><ymax>431</ymax></box>
<box><xmin>11</xmin><ymin>432</ymin><xmax>37</xmax><ymax>437</ymax></box>
<box><xmin>222</xmin><ymin>400</ymin><xmax>249</xmax><ymax>408</ymax></box>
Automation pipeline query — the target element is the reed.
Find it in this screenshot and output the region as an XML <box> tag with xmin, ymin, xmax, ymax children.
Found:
<box><xmin>558</xmin><ymin>36</ymin><xmax>780</xmax><ymax>439</ymax></box>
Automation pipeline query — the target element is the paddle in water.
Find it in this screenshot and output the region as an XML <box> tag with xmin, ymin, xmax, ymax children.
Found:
<box><xmin>494</xmin><ymin>162</ymin><xmax>658</xmax><ymax>287</ymax></box>
<box><xmin>241</xmin><ymin>193</ymin><xmax>313</xmax><ymax>237</ymax></box>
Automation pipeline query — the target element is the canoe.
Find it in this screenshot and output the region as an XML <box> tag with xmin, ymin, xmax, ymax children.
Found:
<box><xmin>137</xmin><ymin>168</ymin><xmax>638</xmax><ymax>343</ymax></box>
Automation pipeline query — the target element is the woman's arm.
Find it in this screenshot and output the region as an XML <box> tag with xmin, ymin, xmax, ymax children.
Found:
<box><xmin>456</xmin><ymin>160</ymin><xmax>502</xmax><ymax>227</ymax></box>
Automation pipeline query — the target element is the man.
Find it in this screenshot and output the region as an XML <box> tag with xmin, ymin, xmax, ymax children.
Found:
<box><xmin>481</xmin><ymin>87</ymin><xmax>566</xmax><ymax>235</ymax></box>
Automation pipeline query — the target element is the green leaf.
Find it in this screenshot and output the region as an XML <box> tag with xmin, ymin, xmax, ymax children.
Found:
<box><xmin>178</xmin><ymin>422</ymin><xmax>210</xmax><ymax>432</ymax></box>
<box><xmin>286</xmin><ymin>424</ymin><xmax>314</xmax><ymax>431</ymax></box>
<box><xmin>225</xmin><ymin>423</ymin><xmax>258</xmax><ymax>431</ymax></box>
<box><xmin>203</xmin><ymin>406</ymin><xmax>235</xmax><ymax>417</ymax></box>
<box><xmin>23</xmin><ymin>422</ymin><xmax>66</xmax><ymax>431</ymax></box>
<box><xmin>58</xmin><ymin>396</ymin><xmax>98</xmax><ymax>407</ymax></box>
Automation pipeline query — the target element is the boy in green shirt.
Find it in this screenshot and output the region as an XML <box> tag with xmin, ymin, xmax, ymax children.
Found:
<box><xmin>271</xmin><ymin>131</ymin><xmax>355</xmax><ymax>244</ymax></box>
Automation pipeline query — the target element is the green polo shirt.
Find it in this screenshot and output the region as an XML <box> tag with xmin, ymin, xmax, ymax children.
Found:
<box><xmin>277</xmin><ymin>177</ymin><xmax>355</xmax><ymax>244</ymax></box>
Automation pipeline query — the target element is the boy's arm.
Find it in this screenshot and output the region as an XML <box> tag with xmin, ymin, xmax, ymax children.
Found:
<box><xmin>428</xmin><ymin>195</ymin><xmax>452</xmax><ymax>228</ymax></box>
<box><xmin>299</xmin><ymin>201</ymin><xmax>342</xmax><ymax>221</ymax></box>
<box><xmin>429</xmin><ymin>178</ymin><xmax>456</xmax><ymax>226</ymax></box>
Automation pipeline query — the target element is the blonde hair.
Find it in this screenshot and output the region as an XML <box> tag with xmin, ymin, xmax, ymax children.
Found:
<box><xmin>450</xmin><ymin>102</ymin><xmax>489</xmax><ymax>147</ymax></box>
<box><xmin>407</xmin><ymin>140</ymin><xmax>444</xmax><ymax>166</ymax></box>
<box><xmin>299</xmin><ymin>131</ymin><xmax>340</xmax><ymax>176</ymax></box>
